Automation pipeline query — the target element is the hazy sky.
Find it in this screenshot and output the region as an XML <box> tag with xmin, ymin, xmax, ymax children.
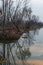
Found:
<box><xmin>30</xmin><ymin>0</ymin><xmax>43</xmax><ymax>21</ymax></box>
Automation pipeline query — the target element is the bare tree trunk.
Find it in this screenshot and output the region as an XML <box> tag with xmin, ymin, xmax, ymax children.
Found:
<box><xmin>7</xmin><ymin>44</ymin><xmax>10</xmax><ymax>65</ymax></box>
<box><xmin>3</xmin><ymin>44</ymin><xmax>5</xmax><ymax>58</ymax></box>
<box><xmin>3</xmin><ymin>0</ymin><xmax>6</xmax><ymax>60</ymax></box>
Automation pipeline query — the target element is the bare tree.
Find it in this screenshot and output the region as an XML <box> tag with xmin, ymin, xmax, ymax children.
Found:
<box><xmin>0</xmin><ymin>0</ymin><xmax>43</xmax><ymax>65</ymax></box>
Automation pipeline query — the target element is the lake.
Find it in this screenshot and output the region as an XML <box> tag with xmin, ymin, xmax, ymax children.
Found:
<box><xmin>29</xmin><ymin>56</ymin><xmax>43</xmax><ymax>60</ymax></box>
<box><xmin>29</xmin><ymin>28</ymin><xmax>43</xmax><ymax>60</ymax></box>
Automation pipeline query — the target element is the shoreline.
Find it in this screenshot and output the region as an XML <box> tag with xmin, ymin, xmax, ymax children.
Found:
<box><xmin>15</xmin><ymin>59</ymin><xmax>43</xmax><ymax>65</ymax></box>
<box><xmin>26</xmin><ymin>60</ymin><xmax>43</xmax><ymax>65</ymax></box>
<box><xmin>0</xmin><ymin>59</ymin><xmax>43</xmax><ymax>65</ymax></box>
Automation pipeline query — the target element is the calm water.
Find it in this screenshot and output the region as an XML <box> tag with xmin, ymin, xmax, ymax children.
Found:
<box><xmin>29</xmin><ymin>28</ymin><xmax>43</xmax><ymax>60</ymax></box>
<box><xmin>29</xmin><ymin>56</ymin><xmax>43</xmax><ymax>60</ymax></box>
<box><xmin>34</xmin><ymin>28</ymin><xmax>43</xmax><ymax>43</ymax></box>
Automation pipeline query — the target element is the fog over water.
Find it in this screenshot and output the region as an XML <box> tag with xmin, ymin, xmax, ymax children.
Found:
<box><xmin>29</xmin><ymin>28</ymin><xmax>43</xmax><ymax>57</ymax></box>
<box><xmin>35</xmin><ymin>28</ymin><xmax>43</xmax><ymax>43</ymax></box>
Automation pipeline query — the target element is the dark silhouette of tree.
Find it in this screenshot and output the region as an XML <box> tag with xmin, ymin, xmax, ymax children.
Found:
<box><xmin>0</xmin><ymin>0</ymin><xmax>43</xmax><ymax>65</ymax></box>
